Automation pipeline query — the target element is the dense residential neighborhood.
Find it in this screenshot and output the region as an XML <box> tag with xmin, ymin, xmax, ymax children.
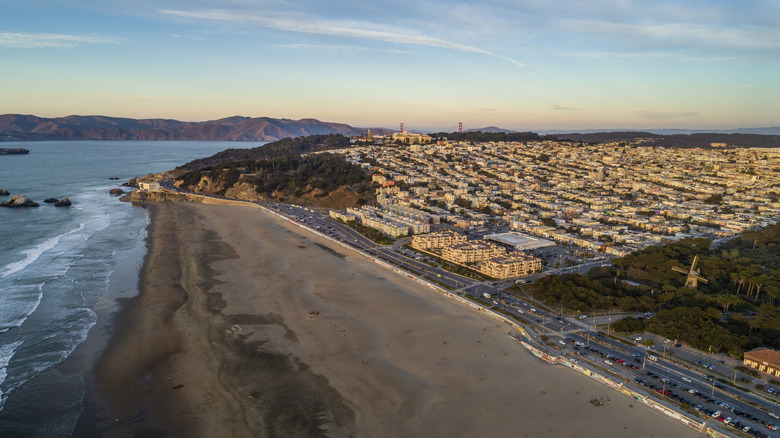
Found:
<box><xmin>325</xmin><ymin>138</ymin><xmax>778</xmax><ymax>260</ymax></box>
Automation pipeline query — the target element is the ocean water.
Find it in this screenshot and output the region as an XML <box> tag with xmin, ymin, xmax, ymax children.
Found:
<box><xmin>0</xmin><ymin>141</ymin><xmax>247</xmax><ymax>436</ymax></box>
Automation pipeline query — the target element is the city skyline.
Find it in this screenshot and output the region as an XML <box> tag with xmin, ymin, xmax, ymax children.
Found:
<box><xmin>1</xmin><ymin>0</ymin><xmax>778</xmax><ymax>131</ymax></box>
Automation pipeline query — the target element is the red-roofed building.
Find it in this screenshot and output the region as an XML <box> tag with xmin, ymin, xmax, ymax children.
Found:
<box><xmin>743</xmin><ymin>347</ymin><xmax>780</xmax><ymax>378</ymax></box>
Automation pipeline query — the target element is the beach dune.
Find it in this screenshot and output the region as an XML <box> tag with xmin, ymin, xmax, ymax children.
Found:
<box><xmin>81</xmin><ymin>202</ymin><xmax>703</xmax><ymax>437</ymax></box>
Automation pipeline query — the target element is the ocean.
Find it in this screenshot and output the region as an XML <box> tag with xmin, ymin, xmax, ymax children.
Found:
<box><xmin>0</xmin><ymin>141</ymin><xmax>247</xmax><ymax>436</ymax></box>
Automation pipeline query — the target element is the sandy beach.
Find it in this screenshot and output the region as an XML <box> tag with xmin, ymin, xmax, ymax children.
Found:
<box><xmin>77</xmin><ymin>202</ymin><xmax>704</xmax><ymax>437</ymax></box>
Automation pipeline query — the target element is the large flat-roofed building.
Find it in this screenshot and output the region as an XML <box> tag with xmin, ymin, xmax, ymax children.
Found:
<box><xmin>411</xmin><ymin>231</ymin><xmax>467</xmax><ymax>251</ymax></box>
<box><xmin>484</xmin><ymin>232</ymin><xmax>555</xmax><ymax>251</ymax></box>
<box><xmin>743</xmin><ymin>347</ymin><xmax>780</xmax><ymax>378</ymax></box>
<box><xmin>480</xmin><ymin>253</ymin><xmax>542</xmax><ymax>279</ymax></box>
<box><xmin>139</xmin><ymin>181</ymin><xmax>161</xmax><ymax>191</ymax></box>
<box><xmin>330</xmin><ymin>210</ymin><xmax>356</xmax><ymax>222</ymax></box>
<box><xmin>442</xmin><ymin>242</ymin><xmax>505</xmax><ymax>264</ymax></box>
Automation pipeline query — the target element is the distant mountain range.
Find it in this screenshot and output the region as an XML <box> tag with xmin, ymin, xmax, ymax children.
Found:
<box><xmin>0</xmin><ymin>114</ymin><xmax>365</xmax><ymax>142</ymax></box>
<box><xmin>465</xmin><ymin>126</ymin><xmax>515</xmax><ymax>134</ymax></box>
<box><xmin>539</xmin><ymin>127</ymin><xmax>780</xmax><ymax>136</ymax></box>
<box><xmin>2</xmin><ymin>114</ymin><xmax>780</xmax><ymax>147</ymax></box>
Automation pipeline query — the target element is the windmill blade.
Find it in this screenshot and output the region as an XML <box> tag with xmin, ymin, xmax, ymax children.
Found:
<box><xmin>672</xmin><ymin>267</ymin><xmax>689</xmax><ymax>274</ymax></box>
<box><xmin>697</xmin><ymin>277</ymin><xmax>709</xmax><ymax>284</ymax></box>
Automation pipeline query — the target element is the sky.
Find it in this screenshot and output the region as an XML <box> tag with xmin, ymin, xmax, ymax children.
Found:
<box><xmin>1</xmin><ymin>0</ymin><xmax>778</xmax><ymax>132</ymax></box>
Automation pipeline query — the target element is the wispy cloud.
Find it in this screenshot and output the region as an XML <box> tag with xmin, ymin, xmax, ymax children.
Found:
<box><xmin>0</xmin><ymin>32</ymin><xmax>120</xmax><ymax>48</ymax></box>
<box><xmin>551</xmin><ymin>104</ymin><xmax>581</xmax><ymax>111</ymax></box>
<box><xmin>721</xmin><ymin>83</ymin><xmax>756</xmax><ymax>90</ymax></box>
<box><xmin>94</xmin><ymin>94</ymin><xmax>197</xmax><ymax>102</ymax></box>
<box><xmin>276</xmin><ymin>43</ymin><xmax>365</xmax><ymax>52</ymax></box>
<box><xmin>632</xmin><ymin>110</ymin><xmax>698</xmax><ymax>120</ymax></box>
<box><xmin>159</xmin><ymin>9</ymin><xmax>525</xmax><ymax>68</ymax></box>
<box><xmin>560</xmin><ymin>19</ymin><xmax>780</xmax><ymax>52</ymax></box>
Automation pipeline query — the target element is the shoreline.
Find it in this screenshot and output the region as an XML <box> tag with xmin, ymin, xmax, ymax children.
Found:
<box><xmin>74</xmin><ymin>201</ymin><xmax>705</xmax><ymax>437</ymax></box>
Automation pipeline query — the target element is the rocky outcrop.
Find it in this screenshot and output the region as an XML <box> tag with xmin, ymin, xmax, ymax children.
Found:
<box><xmin>0</xmin><ymin>189</ymin><xmax>9</xmax><ymax>196</ymax></box>
<box><xmin>1</xmin><ymin>195</ymin><xmax>39</xmax><ymax>207</ymax></box>
<box><xmin>120</xmin><ymin>190</ymin><xmax>197</xmax><ymax>203</ymax></box>
<box><xmin>122</xmin><ymin>178</ymin><xmax>139</xmax><ymax>188</ymax></box>
<box><xmin>109</xmin><ymin>188</ymin><xmax>125</xmax><ymax>195</ymax></box>
<box><xmin>44</xmin><ymin>198</ymin><xmax>58</xmax><ymax>203</ymax></box>
<box><xmin>54</xmin><ymin>197</ymin><xmax>72</xmax><ymax>207</ymax></box>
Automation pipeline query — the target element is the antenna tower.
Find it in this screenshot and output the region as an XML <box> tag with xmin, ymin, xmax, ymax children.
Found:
<box><xmin>458</xmin><ymin>122</ymin><xmax>462</xmax><ymax>134</ymax></box>
<box><xmin>400</xmin><ymin>122</ymin><xmax>404</xmax><ymax>133</ymax></box>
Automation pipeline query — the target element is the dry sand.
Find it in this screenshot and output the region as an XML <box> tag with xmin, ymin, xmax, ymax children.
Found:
<box><xmin>81</xmin><ymin>202</ymin><xmax>704</xmax><ymax>437</ymax></box>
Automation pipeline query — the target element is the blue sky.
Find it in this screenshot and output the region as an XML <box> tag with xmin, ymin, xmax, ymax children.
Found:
<box><xmin>1</xmin><ymin>0</ymin><xmax>778</xmax><ymax>131</ymax></box>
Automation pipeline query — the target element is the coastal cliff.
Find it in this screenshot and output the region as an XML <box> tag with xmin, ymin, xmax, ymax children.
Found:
<box><xmin>120</xmin><ymin>190</ymin><xmax>199</xmax><ymax>203</ymax></box>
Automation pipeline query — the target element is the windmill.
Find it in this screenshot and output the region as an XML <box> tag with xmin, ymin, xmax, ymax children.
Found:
<box><xmin>672</xmin><ymin>255</ymin><xmax>708</xmax><ymax>288</ymax></box>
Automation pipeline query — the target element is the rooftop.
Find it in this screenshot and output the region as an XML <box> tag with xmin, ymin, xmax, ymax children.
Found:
<box><xmin>484</xmin><ymin>232</ymin><xmax>556</xmax><ymax>251</ymax></box>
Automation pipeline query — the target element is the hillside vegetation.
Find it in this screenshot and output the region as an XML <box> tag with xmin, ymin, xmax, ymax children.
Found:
<box><xmin>174</xmin><ymin>135</ymin><xmax>373</xmax><ymax>208</ymax></box>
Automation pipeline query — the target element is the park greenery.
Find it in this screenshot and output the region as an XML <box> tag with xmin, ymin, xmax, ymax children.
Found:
<box><xmin>525</xmin><ymin>225</ymin><xmax>780</xmax><ymax>357</ymax></box>
<box><xmin>179</xmin><ymin>134</ymin><xmax>352</xmax><ymax>169</ymax></box>
<box><xmin>175</xmin><ymin>135</ymin><xmax>374</xmax><ymax>205</ymax></box>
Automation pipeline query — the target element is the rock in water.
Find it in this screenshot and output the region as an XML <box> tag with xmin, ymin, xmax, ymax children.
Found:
<box><xmin>0</xmin><ymin>189</ymin><xmax>9</xmax><ymax>196</ymax></box>
<box><xmin>108</xmin><ymin>188</ymin><xmax>125</xmax><ymax>195</ymax></box>
<box><xmin>44</xmin><ymin>198</ymin><xmax>58</xmax><ymax>203</ymax></box>
<box><xmin>54</xmin><ymin>197</ymin><xmax>72</xmax><ymax>207</ymax></box>
<box><xmin>1</xmin><ymin>195</ymin><xmax>39</xmax><ymax>207</ymax></box>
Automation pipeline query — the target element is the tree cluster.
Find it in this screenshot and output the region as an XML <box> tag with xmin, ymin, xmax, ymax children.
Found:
<box><xmin>178</xmin><ymin>134</ymin><xmax>352</xmax><ymax>170</ymax></box>
<box><xmin>176</xmin><ymin>152</ymin><xmax>373</xmax><ymax>203</ymax></box>
<box><xmin>525</xmin><ymin>227</ymin><xmax>780</xmax><ymax>356</ymax></box>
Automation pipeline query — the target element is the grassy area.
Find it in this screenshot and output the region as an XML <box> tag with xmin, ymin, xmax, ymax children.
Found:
<box><xmin>341</xmin><ymin>220</ymin><xmax>396</xmax><ymax>245</ymax></box>
<box><xmin>735</xmin><ymin>365</ymin><xmax>761</xmax><ymax>378</ymax></box>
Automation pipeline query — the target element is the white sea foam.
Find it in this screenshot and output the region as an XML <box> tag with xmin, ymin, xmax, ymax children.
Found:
<box><xmin>0</xmin><ymin>223</ymin><xmax>86</xmax><ymax>278</ymax></box>
<box><xmin>0</xmin><ymin>340</ymin><xmax>24</xmax><ymax>412</ymax></box>
<box><xmin>0</xmin><ymin>283</ymin><xmax>44</xmax><ymax>334</ymax></box>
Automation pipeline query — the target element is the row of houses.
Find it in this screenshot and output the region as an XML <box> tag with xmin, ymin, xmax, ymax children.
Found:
<box><xmin>333</xmin><ymin>205</ymin><xmax>431</xmax><ymax>237</ymax></box>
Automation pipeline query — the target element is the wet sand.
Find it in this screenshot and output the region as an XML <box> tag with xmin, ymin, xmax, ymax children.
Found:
<box><xmin>78</xmin><ymin>202</ymin><xmax>704</xmax><ymax>437</ymax></box>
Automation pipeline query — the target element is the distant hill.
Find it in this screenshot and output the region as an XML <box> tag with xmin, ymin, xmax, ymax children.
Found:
<box><xmin>541</xmin><ymin>127</ymin><xmax>780</xmax><ymax>136</ymax></box>
<box><xmin>465</xmin><ymin>126</ymin><xmax>515</xmax><ymax>134</ymax></box>
<box><xmin>0</xmin><ymin>114</ymin><xmax>366</xmax><ymax>142</ymax></box>
<box><xmin>554</xmin><ymin>131</ymin><xmax>780</xmax><ymax>148</ymax></box>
